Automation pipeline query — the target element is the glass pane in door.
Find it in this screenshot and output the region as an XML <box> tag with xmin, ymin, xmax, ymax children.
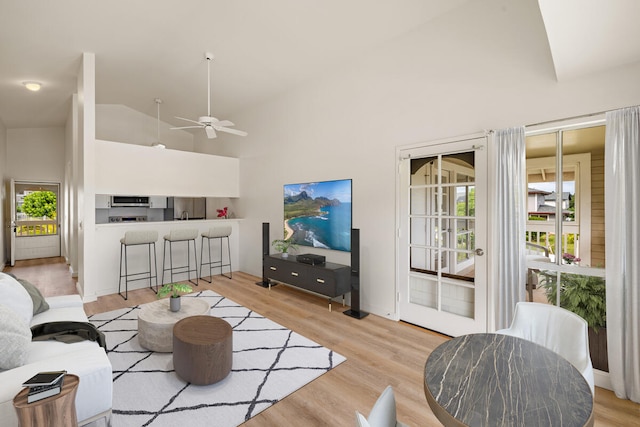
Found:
<box><xmin>408</xmin><ymin>151</ymin><xmax>476</xmax><ymax>317</ymax></box>
<box><xmin>409</xmin><ymin>274</ymin><xmax>438</xmax><ymax>309</ymax></box>
<box><xmin>442</xmin><ymin>280</ymin><xmax>474</xmax><ymax>317</ymax></box>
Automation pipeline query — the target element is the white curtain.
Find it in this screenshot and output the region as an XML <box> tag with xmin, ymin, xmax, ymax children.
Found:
<box><xmin>605</xmin><ymin>106</ymin><xmax>640</xmax><ymax>403</ymax></box>
<box><xmin>493</xmin><ymin>127</ymin><xmax>527</xmax><ymax>329</ymax></box>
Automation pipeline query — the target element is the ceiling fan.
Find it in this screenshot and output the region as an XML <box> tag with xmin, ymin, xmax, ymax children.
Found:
<box><xmin>171</xmin><ymin>53</ymin><xmax>247</xmax><ymax>139</ymax></box>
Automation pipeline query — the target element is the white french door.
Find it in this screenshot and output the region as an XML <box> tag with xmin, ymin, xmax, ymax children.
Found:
<box><xmin>11</xmin><ymin>181</ymin><xmax>61</xmax><ymax>262</ymax></box>
<box><xmin>397</xmin><ymin>136</ymin><xmax>488</xmax><ymax>336</ymax></box>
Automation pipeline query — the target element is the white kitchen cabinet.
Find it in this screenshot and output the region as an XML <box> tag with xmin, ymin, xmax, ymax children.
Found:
<box><xmin>95</xmin><ymin>194</ymin><xmax>110</xmax><ymax>209</ymax></box>
<box><xmin>149</xmin><ymin>196</ymin><xmax>167</xmax><ymax>208</ymax></box>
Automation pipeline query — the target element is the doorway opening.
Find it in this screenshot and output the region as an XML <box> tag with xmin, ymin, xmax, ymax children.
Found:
<box><xmin>9</xmin><ymin>181</ymin><xmax>61</xmax><ymax>263</ymax></box>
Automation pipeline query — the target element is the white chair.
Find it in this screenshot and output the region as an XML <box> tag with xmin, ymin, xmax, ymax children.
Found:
<box><xmin>118</xmin><ymin>230</ymin><xmax>159</xmax><ymax>300</ymax></box>
<box><xmin>355</xmin><ymin>386</ymin><xmax>408</xmax><ymax>427</ymax></box>
<box><xmin>496</xmin><ymin>302</ymin><xmax>595</xmax><ymax>394</ymax></box>
<box><xmin>161</xmin><ymin>229</ymin><xmax>199</xmax><ymax>286</ymax></box>
<box><xmin>199</xmin><ymin>226</ymin><xmax>232</xmax><ymax>281</ymax></box>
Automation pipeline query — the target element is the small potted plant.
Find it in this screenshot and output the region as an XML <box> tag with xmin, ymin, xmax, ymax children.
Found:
<box><xmin>157</xmin><ymin>282</ymin><xmax>193</xmax><ymax>312</ymax></box>
<box><xmin>562</xmin><ymin>253</ymin><xmax>581</xmax><ymax>264</ymax></box>
<box><xmin>272</xmin><ymin>237</ymin><xmax>297</xmax><ymax>258</ymax></box>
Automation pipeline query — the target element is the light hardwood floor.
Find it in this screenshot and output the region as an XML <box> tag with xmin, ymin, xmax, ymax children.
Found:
<box><xmin>5</xmin><ymin>258</ymin><xmax>639</xmax><ymax>426</ymax></box>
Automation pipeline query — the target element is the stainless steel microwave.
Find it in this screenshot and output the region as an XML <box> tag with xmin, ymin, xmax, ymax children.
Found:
<box><xmin>110</xmin><ymin>196</ymin><xmax>150</xmax><ymax>207</ymax></box>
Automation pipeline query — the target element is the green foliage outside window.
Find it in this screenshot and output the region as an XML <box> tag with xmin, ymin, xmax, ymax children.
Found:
<box><xmin>538</xmin><ymin>271</ymin><xmax>606</xmax><ymax>331</ymax></box>
<box><xmin>456</xmin><ymin>187</ymin><xmax>475</xmax><ymax>217</ymax></box>
<box><xmin>19</xmin><ymin>191</ymin><xmax>57</xmax><ymax>219</ymax></box>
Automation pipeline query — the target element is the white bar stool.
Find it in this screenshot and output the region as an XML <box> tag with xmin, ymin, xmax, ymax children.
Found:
<box><xmin>199</xmin><ymin>226</ymin><xmax>232</xmax><ymax>282</ymax></box>
<box><xmin>161</xmin><ymin>229</ymin><xmax>199</xmax><ymax>286</ymax></box>
<box><xmin>118</xmin><ymin>230</ymin><xmax>159</xmax><ymax>300</ymax></box>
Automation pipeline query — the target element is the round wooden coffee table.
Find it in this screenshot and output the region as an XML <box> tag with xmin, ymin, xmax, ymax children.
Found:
<box><xmin>138</xmin><ymin>298</ymin><xmax>210</xmax><ymax>352</ymax></box>
<box><xmin>13</xmin><ymin>374</ymin><xmax>79</xmax><ymax>427</ymax></box>
<box><xmin>173</xmin><ymin>315</ymin><xmax>233</xmax><ymax>385</ymax></box>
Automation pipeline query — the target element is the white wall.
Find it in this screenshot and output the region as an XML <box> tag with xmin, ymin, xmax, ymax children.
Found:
<box><xmin>94</xmin><ymin>140</ymin><xmax>239</xmax><ymax>197</ymax></box>
<box><xmin>78</xmin><ymin>53</ymin><xmax>96</xmax><ymax>299</ymax></box>
<box><xmin>3</xmin><ymin>127</ymin><xmax>65</xmax><ymax>268</ymax></box>
<box><xmin>67</xmin><ymin>95</ymin><xmax>79</xmax><ymax>276</ymax></box>
<box><xmin>227</xmin><ymin>0</ymin><xmax>640</xmax><ymax>319</ymax></box>
<box><xmin>0</xmin><ymin>119</ymin><xmax>6</xmax><ymax>267</ymax></box>
<box><xmin>96</xmin><ymin>104</ymin><xmax>194</xmax><ymax>151</ymax></box>
<box><xmin>5</xmin><ymin>128</ymin><xmax>65</xmax><ymax>183</ymax></box>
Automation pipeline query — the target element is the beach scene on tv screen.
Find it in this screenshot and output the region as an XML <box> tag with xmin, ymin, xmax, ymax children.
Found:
<box><xmin>283</xmin><ymin>179</ymin><xmax>352</xmax><ymax>252</ymax></box>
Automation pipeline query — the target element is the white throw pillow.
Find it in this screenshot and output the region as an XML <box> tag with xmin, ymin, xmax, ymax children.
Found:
<box><xmin>0</xmin><ymin>304</ymin><xmax>32</xmax><ymax>369</ymax></box>
<box><xmin>0</xmin><ymin>272</ymin><xmax>34</xmax><ymax>325</ymax></box>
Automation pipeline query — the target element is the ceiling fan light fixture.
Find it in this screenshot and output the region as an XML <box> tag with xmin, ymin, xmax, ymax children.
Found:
<box><xmin>23</xmin><ymin>81</ymin><xmax>42</xmax><ymax>92</ymax></box>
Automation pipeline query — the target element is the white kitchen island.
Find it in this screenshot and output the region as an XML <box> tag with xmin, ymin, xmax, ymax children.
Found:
<box><xmin>93</xmin><ymin>219</ymin><xmax>241</xmax><ymax>297</ymax></box>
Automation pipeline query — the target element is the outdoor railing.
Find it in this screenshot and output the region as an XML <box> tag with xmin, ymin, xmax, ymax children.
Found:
<box><xmin>526</xmin><ymin>221</ymin><xmax>580</xmax><ymax>260</ymax></box>
<box><xmin>15</xmin><ymin>220</ymin><xmax>58</xmax><ymax>237</ymax></box>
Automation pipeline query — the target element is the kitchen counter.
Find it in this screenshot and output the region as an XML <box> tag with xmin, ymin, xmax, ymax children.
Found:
<box><xmin>94</xmin><ymin>219</ymin><xmax>241</xmax><ymax>297</ymax></box>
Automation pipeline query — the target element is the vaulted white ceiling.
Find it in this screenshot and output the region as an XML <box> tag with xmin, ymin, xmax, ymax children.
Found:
<box><xmin>1</xmin><ymin>0</ymin><xmax>639</xmax><ymax>130</ymax></box>
<box><xmin>0</xmin><ymin>0</ymin><xmax>469</xmax><ymax>129</ymax></box>
<box><xmin>538</xmin><ymin>0</ymin><xmax>640</xmax><ymax>81</ymax></box>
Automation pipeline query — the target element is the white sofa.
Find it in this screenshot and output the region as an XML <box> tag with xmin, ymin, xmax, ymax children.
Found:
<box><xmin>0</xmin><ymin>273</ymin><xmax>112</xmax><ymax>425</ymax></box>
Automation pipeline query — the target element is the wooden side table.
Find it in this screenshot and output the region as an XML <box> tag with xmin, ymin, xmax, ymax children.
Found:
<box><xmin>13</xmin><ymin>374</ymin><xmax>79</xmax><ymax>427</ymax></box>
<box><xmin>173</xmin><ymin>315</ymin><xmax>233</xmax><ymax>385</ymax></box>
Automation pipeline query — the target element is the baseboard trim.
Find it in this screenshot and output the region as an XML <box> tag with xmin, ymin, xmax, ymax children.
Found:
<box><xmin>68</xmin><ymin>265</ymin><xmax>78</xmax><ymax>278</ymax></box>
<box><xmin>594</xmin><ymin>369</ymin><xmax>612</xmax><ymax>391</ymax></box>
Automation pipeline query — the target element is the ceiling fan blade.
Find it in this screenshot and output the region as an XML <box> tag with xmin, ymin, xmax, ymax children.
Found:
<box><xmin>171</xmin><ymin>125</ymin><xmax>203</xmax><ymax>130</ymax></box>
<box><xmin>216</xmin><ymin>120</ymin><xmax>234</xmax><ymax>127</ymax></box>
<box><xmin>205</xmin><ymin>126</ymin><xmax>217</xmax><ymax>139</ymax></box>
<box><xmin>215</xmin><ymin>126</ymin><xmax>248</xmax><ymax>137</ymax></box>
<box><xmin>175</xmin><ymin>116</ymin><xmax>204</xmax><ymax>126</ymax></box>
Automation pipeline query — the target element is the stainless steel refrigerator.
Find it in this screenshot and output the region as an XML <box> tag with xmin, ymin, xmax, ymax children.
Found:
<box><xmin>172</xmin><ymin>197</ymin><xmax>206</xmax><ymax>220</ymax></box>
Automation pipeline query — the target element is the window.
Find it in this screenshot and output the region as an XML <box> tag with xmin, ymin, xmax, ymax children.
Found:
<box><xmin>15</xmin><ymin>187</ymin><xmax>58</xmax><ymax>237</ymax></box>
<box><xmin>526</xmin><ymin>153</ymin><xmax>590</xmax><ymax>264</ymax></box>
<box><xmin>525</xmin><ymin>124</ymin><xmax>607</xmax><ymax>372</ymax></box>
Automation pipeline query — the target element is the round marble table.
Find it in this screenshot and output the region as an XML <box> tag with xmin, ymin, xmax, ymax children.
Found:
<box><xmin>424</xmin><ymin>333</ymin><xmax>594</xmax><ymax>427</ymax></box>
<box><xmin>138</xmin><ymin>297</ymin><xmax>210</xmax><ymax>352</ymax></box>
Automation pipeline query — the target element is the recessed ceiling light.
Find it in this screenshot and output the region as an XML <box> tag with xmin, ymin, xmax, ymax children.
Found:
<box><xmin>23</xmin><ymin>82</ymin><xmax>42</xmax><ymax>92</ymax></box>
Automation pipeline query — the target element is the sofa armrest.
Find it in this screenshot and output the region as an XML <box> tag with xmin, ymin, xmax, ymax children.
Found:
<box><xmin>44</xmin><ymin>294</ymin><xmax>84</xmax><ymax>309</ymax></box>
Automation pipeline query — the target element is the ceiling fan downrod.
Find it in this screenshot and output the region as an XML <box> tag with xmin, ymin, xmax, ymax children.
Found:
<box><xmin>205</xmin><ymin>52</ymin><xmax>213</xmax><ymax>119</ymax></box>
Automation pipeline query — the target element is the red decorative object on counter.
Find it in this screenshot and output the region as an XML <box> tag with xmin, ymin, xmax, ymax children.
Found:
<box><xmin>217</xmin><ymin>207</ymin><xmax>228</xmax><ymax>219</ymax></box>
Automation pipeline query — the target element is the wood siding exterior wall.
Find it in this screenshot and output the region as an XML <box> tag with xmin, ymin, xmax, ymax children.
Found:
<box><xmin>591</xmin><ymin>149</ymin><xmax>605</xmax><ymax>268</ymax></box>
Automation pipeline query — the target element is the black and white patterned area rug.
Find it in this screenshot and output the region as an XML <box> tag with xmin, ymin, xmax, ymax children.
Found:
<box><xmin>88</xmin><ymin>290</ymin><xmax>346</xmax><ymax>427</ymax></box>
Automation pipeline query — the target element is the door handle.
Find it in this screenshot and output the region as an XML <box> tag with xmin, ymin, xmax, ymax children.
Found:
<box><xmin>475</xmin><ymin>248</ymin><xmax>484</xmax><ymax>256</ymax></box>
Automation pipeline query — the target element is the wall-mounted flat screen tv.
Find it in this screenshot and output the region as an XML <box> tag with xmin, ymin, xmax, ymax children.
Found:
<box><xmin>283</xmin><ymin>179</ymin><xmax>352</xmax><ymax>252</ymax></box>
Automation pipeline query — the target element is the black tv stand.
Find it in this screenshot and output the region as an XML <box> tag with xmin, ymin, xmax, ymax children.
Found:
<box><xmin>262</xmin><ymin>254</ymin><xmax>350</xmax><ymax>311</ymax></box>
